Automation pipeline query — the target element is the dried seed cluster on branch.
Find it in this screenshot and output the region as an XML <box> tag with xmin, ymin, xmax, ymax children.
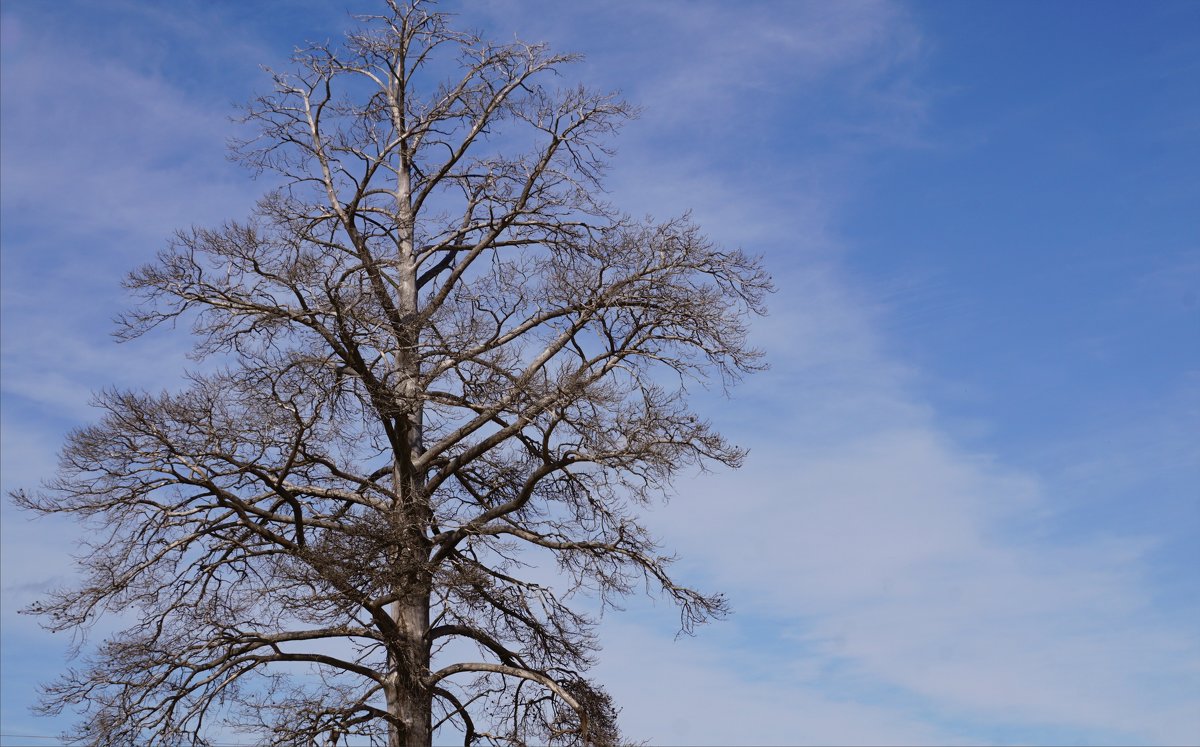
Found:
<box><xmin>14</xmin><ymin>2</ymin><xmax>771</xmax><ymax>745</ymax></box>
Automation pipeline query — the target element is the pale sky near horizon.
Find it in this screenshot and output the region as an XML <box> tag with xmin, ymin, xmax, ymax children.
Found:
<box><xmin>1</xmin><ymin>1</ymin><xmax>1198</xmax><ymax>745</ymax></box>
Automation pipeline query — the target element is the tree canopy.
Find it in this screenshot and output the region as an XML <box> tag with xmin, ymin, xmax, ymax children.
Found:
<box><xmin>14</xmin><ymin>2</ymin><xmax>770</xmax><ymax>744</ymax></box>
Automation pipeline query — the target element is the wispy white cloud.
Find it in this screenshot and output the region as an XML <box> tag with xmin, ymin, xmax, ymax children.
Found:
<box><xmin>1</xmin><ymin>31</ymin><xmax>245</xmax><ymax>239</ymax></box>
<box><xmin>593</xmin><ymin>618</ymin><xmax>973</xmax><ymax>746</ymax></box>
<box><xmin>0</xmin><ymin>5</ymin><xmax>273</xmax><ymax>418</ymax></box>
<box><xmin>592</xmin><ymin>268</ymin><xmax>1200</xmax><ymax>744</ymax></box>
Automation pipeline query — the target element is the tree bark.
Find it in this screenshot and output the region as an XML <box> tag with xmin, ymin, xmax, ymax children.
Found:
<box><xmin>387</xmin><ymin>595</ymin><xmax>432</xmax><ymax>747</ymax></box>
<box><xmin>389</xmin><ymin>151</ymin><xmax>432</xmax><ymax>746</ymax></box>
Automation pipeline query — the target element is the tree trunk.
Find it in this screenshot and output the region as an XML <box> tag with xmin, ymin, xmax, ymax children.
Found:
<box><xmin>387</xmin><ymin>150</ymin><xmax>431</xmax><ymax>747</ymax></box>
<box><xmin>387</xmin><ymin>594</ymin><xmax>432</xmax><ymax>747</ymax></box>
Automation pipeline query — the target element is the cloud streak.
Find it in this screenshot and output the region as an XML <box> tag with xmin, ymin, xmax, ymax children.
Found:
<box><xmin>592</xmin><ymin>259</ymin><xmax>1200</xmax><ymax>744</ymax></box>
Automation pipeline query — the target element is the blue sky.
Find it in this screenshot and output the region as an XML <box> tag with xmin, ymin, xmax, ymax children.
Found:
<box><xmin>1</xmin><ymin>1</ymin><xmax>1197</xmax><ymax>745</ymax></box>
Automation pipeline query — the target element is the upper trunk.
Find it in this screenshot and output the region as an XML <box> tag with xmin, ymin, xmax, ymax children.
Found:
<box><xmin>387</xmin><ymin>148</ymin><xmax>432</xmax><ymax>746</ymax></box>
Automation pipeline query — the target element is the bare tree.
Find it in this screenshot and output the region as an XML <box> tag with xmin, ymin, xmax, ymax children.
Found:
<box><xmin>13</xmin><ymin>2</ymin><xmax>770</xmax><ymax>745</ymax></box>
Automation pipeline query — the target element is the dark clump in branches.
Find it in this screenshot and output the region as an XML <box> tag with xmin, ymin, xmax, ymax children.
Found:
<box><xmin>13</xmin><ymin>2</ymin><xmax>771</xmax><ymax>745</ymax></box>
